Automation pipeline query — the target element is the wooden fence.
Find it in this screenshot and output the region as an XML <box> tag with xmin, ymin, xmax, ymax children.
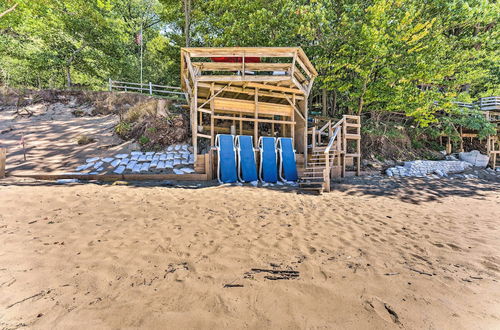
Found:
<box><xmin>454</xmin><ymin>97</ymin><xmax>500</xmax><ymax>111</ymax></box>
<box><xmin>108</xmin><ymin>79</ymin><xmax>187</xmax><ymax>101</ymax></box>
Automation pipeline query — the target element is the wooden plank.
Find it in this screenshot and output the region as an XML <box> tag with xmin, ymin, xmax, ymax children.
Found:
<box><xmin>283</xmin><ymin>93</ymin><xmax>305</xmax><ymax>122</ymax></box>
<box><xmin>198</xmin><ymin>133</ymin><xmax>211</xmax><ymax>139</ymax></box>
<box><xmin>196</xmin><ymin>75</ymin><xmax>291</xmax><ymax>83</ymax></box>
<box><xmin>197</xmin><ymin>82</ymin><xmax>304</xmax><ymax>99</ymax></box>
<box><xmin>203</xmin><ymin>125</ymin><xmax>253</xmax><ymax>135</ymax></box>
<box><xmin>254</xmin><ymin>88</ymin><xmax>259</xmax><ymax>147</ymax></box>
<box><xmin>246</xmin><ymin>82</ymin><xmax>304</xmax><ymax>94</ymax></box>
<box><xmin>210</xmin><ymin>97</ymin><xmax>293</xmax><ymax>117</ymax></box>
<box><xmin>193</xmin><ymin>81</ymin><xmax>198</xmax><ymax>157</ymax></box>
<box><xmin>182</xmin><ymin>47</ymin><xmax>298</xmax><ymax>58</ymax></box>
<box><xmin>213</xmin><ymin>115</ymin><xmax>294</xmax><ymax>125</ymax></box>
<box><xmin>0</xmin><ymin>148</ymin><xmax>5</xmax><ymax>179</ymax></box>
<box><xmin>10</xmin><ymin>172</ymin><xmax>209</xmax><ymax>181</ymax></box>
<box><xmin>192</xmin><ymin>62</ymin><xmax>292</xmax><ymax>72</ymax></box>
<box><xmin>210</xmin><ymin>83</ymin><xmax>215</xmax><ymax>146</ymax></box>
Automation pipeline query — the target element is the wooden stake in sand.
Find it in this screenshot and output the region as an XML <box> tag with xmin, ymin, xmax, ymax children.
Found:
<box><xmin>0</xmin><ymin>148</ymin><xmax>5</xmax><ymax>178</ymax></box>
<box><xmin>20</xmin><ymin>134</ymin><xmax>26</xmax><ymax>161</ymax></box>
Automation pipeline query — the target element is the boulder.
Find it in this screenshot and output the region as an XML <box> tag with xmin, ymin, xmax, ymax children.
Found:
<box><xmin>459</xmin><ymin>150</ymin><xmax>489</xmax><ymax>168</ymax></box>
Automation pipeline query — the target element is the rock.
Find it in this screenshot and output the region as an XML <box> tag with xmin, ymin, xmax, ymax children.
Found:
<box><xmin>119</xmin><ymin>158</ymin><xmax>129</xmax><ymax>165</ymax></box>
<box><xmin>93</xmin><ymin>161</ymin><xmax>103</xmax><ymax>169</ymax></box>
<box><xmin>110</xmin><ymin>159</ymin><xmax>121</xmax><ymax>167</ymax></box>
<box><xmin>156</xmin><ymin>161</ymin><xmax>166</xmax><ymax>169</ymax></box>
<box><xmin>181</xmin><ymin>167</ymin><xmax>195</xmax><ymax>174</ymax></box>
<box><xmin>86</xmin><ymin>157</ymin><xmax>99</xmax><ymax>163</ymax></box>
<box><xmin>115</xmin><ymin>154</ymin><xmax>128</xmax><ymax>159</ymax></box>
<box><xmin>459</xmin><ymin>150</ymin><xmax>489</xmax><ymax>168</ymax></box>
<box><xmin>140</xmin><ymin>163</ymin><xmax>150</xmax><ymax>172</ymax></box>
<box><xmin>113</xmin><ymin>166</ymin><xmax>126</xmax><ymax>174</ymax></box>
<box><xmin>165</xmin><ymin>161</ymin><xmax>174</xmax><ymax>169</ymax></box>
<box><xmin>57</xmin><ymin>179</ymin><xmax>79</xmax><ymax>184</ymax></box>
<box><xmin>132</xmin><ymin>164</ymin><xmax>142</xmax><ymax>173</ymax></box>
<box><xmin>126</xmin><ymin>161</ymin><xmax>137</xmax><ymax>170</ymax></box>
<box><xmin>101</xmin><ymin>157</ymin><xmax>114</xmax><ymax>163</ymax></box>
<box><xmin>173</xmin><ymin>168</ymin><xmax>184</xmax><ymax>175</ymax></box>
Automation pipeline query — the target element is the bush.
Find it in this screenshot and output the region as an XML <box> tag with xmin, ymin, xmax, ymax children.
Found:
<box><xmin>76</xmin><ymin>135</ymin><xmax>95</xmax><ymax>145</ymax></box>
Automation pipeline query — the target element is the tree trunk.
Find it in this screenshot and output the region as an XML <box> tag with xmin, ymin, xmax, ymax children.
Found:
<box><xmin>66</xmin><ymin>65</ymin><xmax>72</xmax><ymax>88</ymax></box>
<box><xmin>358</xmin><ymin>79</ymin><xmax>368</xmax><ymax>115</ymax></box>
<box><xmin>183</xmin><ymin>0</ymin><xmax>191</xmax><ymax>47</ymax></box>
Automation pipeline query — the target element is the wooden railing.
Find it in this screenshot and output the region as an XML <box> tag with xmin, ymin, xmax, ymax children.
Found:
<box><xmin>453</xmin><ymin>97</ymin><xmax>500</xmax><ymax>111</ymax></box>
<box><xmin>311</xmin><ymin>117</ymin><xmax>344</xmax><ymax>149</ymax></box>
<box><xmin>323</xmin><ymin>126</ymin><xmax>341</xmax><ymax>192</ymax></box>
<box><xmin>108</xmin><ymin>79</ymin><xmax>187</xmax><ymax>100</ymax></box>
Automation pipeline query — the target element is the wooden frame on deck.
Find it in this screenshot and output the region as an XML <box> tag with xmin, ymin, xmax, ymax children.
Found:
<box><xmin>181</xmin><ymin>47</ymin><xmax>317</xmax><ymax>166</ymax></box>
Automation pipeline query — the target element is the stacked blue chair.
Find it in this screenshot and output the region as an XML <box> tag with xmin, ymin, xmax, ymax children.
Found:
<box><xmin>215</xmin><ymin>134</ymin><xmax>238</xmax><ymax>183</ymax></box>
<box><xmin>236</xmin><ymin>135</ymin><xmax>258</xmax><ymax>182</ymax></box>
<box><xmin>278</xmin><ymin>137</ymin><xmax>298</xmax><ymax>182</ymax></box>
<box><xmin>259</xmin><ymin>136</ymin><xmax>278</xmax><ymax>183</ymax></box>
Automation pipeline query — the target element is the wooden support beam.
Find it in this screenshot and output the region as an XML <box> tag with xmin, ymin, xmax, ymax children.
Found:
<box><xmin>200</xmin><ymin>97</ymin><xmax>293</xmax><ymax>117</ymax></box>
<box><xmin>210</xmin><ymin>83</ymin><xmax>215</xmax><ymax>146</ymax></box>
<box><xmin>254</xmin><ymin>88</ymin><xmax>259</xmax><ymax>147</ymax></box>
<box><xmin>192</xmin><ymin>81</ymin><xmax>198</xmax><ymax>156</ymax></box>
<box><xmin>283</xmin><ymin>93</ymin><xmax>305</xmax><ymax>122</ymax></box>
<box><xmin>291</xmin><ymin>94</ymin><xmax>295</xmax><ymax>142</ymax></box>
<box><xmin>198</xmin><ymin>133</ymin><xmax>211</xmax><ymax>139</ymax></box>
<box><xmin>196</xmin><ymin>75</ymin><xmax>292</xmax><ymax>83</ymax></box>
<box><xmin>213</xmin><ymin>115</ymin><xmax>295</xmax><ymax>125</ymax></box>
<box><xmin>197</xmin><ymin>82</ymin><xmax>305</xmax><ymax>100</ymax></box>
<box><xmin>198</xmin><ymin>83</ymin><xmax>231</xmax><ymax>110</ymax></box>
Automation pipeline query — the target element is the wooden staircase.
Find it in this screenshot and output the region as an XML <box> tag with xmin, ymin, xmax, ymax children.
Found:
<box><xmin>299</xmin><ymin>115</ymin><xmax>361</xmax><ymax>194</ymax></box>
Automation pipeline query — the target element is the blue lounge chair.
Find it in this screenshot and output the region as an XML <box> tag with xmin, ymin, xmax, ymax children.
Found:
<box><xmin>259</xmin><ymin>136</ymin><xmax>278</xmax><ymax>183</ymax></box>
<box><xmin>278</xmin><ymin>137</ymin><xmax>298</xmax><ymax>182</ymax></box>
<box><xmin>215</xmin><ymin>134</ymin><xmax>237</xmax><ymax>183</ymax></box>
<box><xmin>236</xmin><ymin>135</ymin><xmax>258</xmax><ymax>183</ymax></box>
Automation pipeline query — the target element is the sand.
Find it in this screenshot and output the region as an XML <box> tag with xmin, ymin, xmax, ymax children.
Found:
<box><xmin>0</xmin><ymin>177</ymin><xmax>499</xmax><ymax>329</ymax></box>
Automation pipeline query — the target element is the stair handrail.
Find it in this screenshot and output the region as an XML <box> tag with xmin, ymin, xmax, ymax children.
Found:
<box><xmin>323</xmin><ymin>125</ymin><xmax>341</xmax><ymax>192</ymax></box>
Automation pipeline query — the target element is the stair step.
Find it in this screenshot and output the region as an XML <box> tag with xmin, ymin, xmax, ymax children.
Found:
<box><xmin>300</xmin><ymin>177</ymin><xmax>324</xmax><ymax>181</ymax></box>
<box><xmin>345</xmin><ymin>153</ymin><xmax>361</xmax><ymax>157</ymax></box>
<box><xmin>299</xmin><ymin>183</ymin><xmax>324</xmax><ymax>188</ymax></box>
<box><xmin>345</xmin><ymin>123</ymin><xmax>361</xmax><ymax>128</ymax></box>
<box><xmin>345</xmin><ymin>134</ymin><xmax>361</xmax><ymax>140</ymax></box>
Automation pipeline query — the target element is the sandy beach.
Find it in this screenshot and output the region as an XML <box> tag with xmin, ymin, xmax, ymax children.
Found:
<box><xmin>0</xmin><ymin>177</ymin><xmax>499</xmax><ymax>329</ymax></box>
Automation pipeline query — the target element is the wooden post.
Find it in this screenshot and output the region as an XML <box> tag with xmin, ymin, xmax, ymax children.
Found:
<box><xmin>210</xmin><ymin>83</ymin><xmax>215</xmax><ymax>146</ymax></box>
<box><xmin>446</xmin><ymin>136</ymin><xmax>452</xmax><ymax>154</ymax></box>
<box><xmin>108</xmin><ymin>78</ymin><xmax>112</xmax><ymax>91</ymax></box>
<box><xmin>149</xmin><ymin>82</ymin><xmax>153</xmax><ymax>95</ymax></box>
<box><xmin>254</xmin><ymin>88</ymin><xmax>259</xmax><ymax>147</ymax></box>
<box><xmin>291</xmin><ymin>94</ymin><xmax>295</xmax><ymax>143</ymax></box>
<box><xmin>192</xmin><ymin>81</ymin><xmax>198</xmax><ymax>156</ymax></box>
<box><xmin>239</xmin><ymin>113</ymin><xmax>243</xmax><ymax>135</ymax></box>
<box><xmin>0</xmin><ymin>148</ymin><xmax>6</xmax><ymax>179</ymax></box>
<box><xmin>459</xmin><ymin>126</ymin><xmax>464</xmax><ymax>152</ymax></box>
<box><xmin>324</xmin><ymin>151</ymin><xmax>330</xmax><ymax>192</ymax></box>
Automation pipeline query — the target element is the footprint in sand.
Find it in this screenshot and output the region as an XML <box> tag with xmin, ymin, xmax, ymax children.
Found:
<box><xmin>364</xmin><ymin>297</ymin><xmax>400</xmax><ymax>324</ymax></box>
<box><xmin>447</xmin><ymin>243</ymin><xmax>462</xmax><ymax>251</ymax></box>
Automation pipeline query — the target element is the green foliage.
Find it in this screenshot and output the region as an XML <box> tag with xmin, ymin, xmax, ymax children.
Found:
<box><xmin>115</xmin><ymin>121</ymin><xmax>132</xmax><ymax>137</ymax></box>
<box><xmin>139</xmin><ymin>135</ymin><xmax>150</xmax><ymax>145</ymax></box>
<box><xmin>1</xmin><ymin>0</ymin><xmax>498</xmax><ymax>139</ymax></box>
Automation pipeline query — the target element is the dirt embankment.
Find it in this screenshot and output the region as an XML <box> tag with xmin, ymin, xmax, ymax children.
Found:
<box><xmin>0</xmin><ymin>87</ymin><xmax>189</xmax><ymax>174</ymax></box>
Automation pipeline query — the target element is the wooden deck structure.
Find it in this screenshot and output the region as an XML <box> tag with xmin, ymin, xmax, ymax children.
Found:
<box><xmin>445</xmin><ymin>97</ymin><xmax>500</xmax><ymax>168</ymax></box>
<box><xmin>180</xmin><ymin>47</ymin><xmax>317</xmax><ymax>164</ymax></box>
